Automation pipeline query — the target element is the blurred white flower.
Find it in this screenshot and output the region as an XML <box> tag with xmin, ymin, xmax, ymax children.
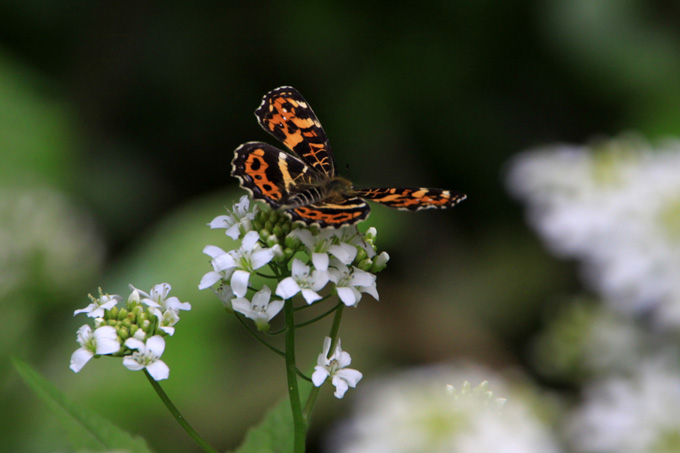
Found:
<box><xmin>0</xmin><ymin>187</ymin><xmax>103</xmax><ymax>300</ymax></box>
<box><xmin>531</xmin><ymin>300</ymin><xmax>653</xmax><ymax>380</ymax></box>
<box><xmin>566</xmin><ymin>357</ymin><xmax>680</xmax><ymax>453</ymax></box>
<box><xmin>330</xmin><ymin>364</ymin><xmax>560</xmax><ymax>453</ymax></box>
<box><xmin>507</xmin><ymin>137</ymin><xmax>680</xmax><ymax>330</ymax></box>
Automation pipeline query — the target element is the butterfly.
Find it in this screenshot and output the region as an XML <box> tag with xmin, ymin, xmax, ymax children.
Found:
<box><xmin>231</xmin><ymin>86</ymin><xmax>466</xmax><ymax>228</ymax></box>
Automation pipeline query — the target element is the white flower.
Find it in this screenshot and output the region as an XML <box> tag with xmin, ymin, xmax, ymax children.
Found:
<box><xmin>152</xmin><ymin>308</ymin><xmax>181</xmax><ymax>336</ymax></box>
<box><xmin>73</xmin><ymin>293</ymin><xmax>121</xmax><ymax>318</ymax></box>
<box><xmin>566</xmin><ymin>357</ymin><xmax>680</xmax><ymax>453</ymax></box>
<box><xmin>331</xmin><ymin>363</ymin><xmax>560</xmax><ymax>453</ymax></box>
<box><xmin>312</xmin><ymin>337</ymin><xmax>362</xmax><ymax>399</ymax></box>
<box><xmin>209</xmin><ymin>195</ymin><xmax>256</xmax><ymax>240</ymax></box>
<box><xmin>198</xmin><ymin>245</ymin><xmax>234</xmax><ymax>290</ymax></box>
<box><xmin>231</xmin><ymin>285</ymin><xmax>284</xmax><ymax>331</ymax></box>
<box><xmin>335</xmin><ymin>226</ymin><xmax>377</xmax><ymax>259</ymax></box>
<box><xmin>276</xmin><ymin>258</ymin><xmax>329</xmax><ymax>304</ymax></box>
<box><xmin>295</xmin><ymin>229</ymin><xmax>357</xmax><ymax>270</ymax></box>
<box><xmin>131</xmin><ymin>283</ymin><xmax>191</xmax><ymax>312</ymax></box>
<box><xmin>212</xmin><ymin>282</ymin><xmax>235</xmax><ymax>310</ymax></box>
<box><xmin>328</xmin><ymin>263</ymin><xmax>378</xmax><ymax>306</ymax></box>
<box><xmin>199</xmin><ymin>231</ymin><xmax>275</xmax><ymax>298</ymax></box>
<box><xmin>69</xmin><ymin>325</ymin><xmax>120</xmax><ymax>373</ymax></box>
<box><xmin>122</xmin><ymin>335</ymin><xmax>170</xmax><ymax>381</ymax></box>
<box><xmin>506</xmin><ymin>138</ymin><xmax>680</xmax><ymax>330</ymax></box>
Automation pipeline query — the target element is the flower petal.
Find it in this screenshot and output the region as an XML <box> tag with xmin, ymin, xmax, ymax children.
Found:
<box><xmin>93</xmin><ymin>326</ymin><xmax>120</xmax><ymax>355</ymax></box>
<box><xmin>241</xmin><ymin>230</ymin><xmax>261</xmax><ymax>251</ymax></box>
<box><xmin>250</xmin><ymin>248</ymin><xmax>275</xmax><ymax>269</ymax></box>
<box><xmin>203</xmin><ymin>245</ymin><xmax>226</xmax><ymax>258</ymax></box>
<box><xmin>301</xmin><ymin>288</ymin><xmax>322</xmax><ymax>304</ymax></box>
<box><xmin>146</xmin><ymin>359</ymin><xmax>170</xmax><ymax>381</ymax></box>
<box><xmin>230</xmin><ymin>269</ymin><xmax>251</xmax><ymax>298</ymax></box>
<box><xmin>209</xmin><ymin>215</ymin><xmax>229</xmax><ymax>229</ymax></box>
<box><xmin>276</xmin><ymin>277</ymin><xmax>300</xmax><ymax>300</ymax></box>
<box><xmin>312</xmin><ymin>253</ymin><xmax>329</xmax><ymax>271</ymax></box>
<box><xmin>124</xmin><ymin>337</ymin><xmax>145</xmax><ymax>351</ymax></box>
<box><xmin>122</xmin><ymin>356</ymin><xmax>145</xmax><ymax>371</ymax></box>
<box><xmin>332</xmin><ymin>376</ymin><xmax>350</xmax><ymax>398</ymax></box>
<box><xmin>145</xmin><ymin>335</ymin><xmax>166</xmax><ymax>357</ymax></box>
<box><xmin>312</xmin><ymin>367</ymin><xmax>330</xmax><ymax>387</ymax></box>
<box><xmin>69</xmin><ymin>348</ymin><xmax>94</xmax><ymax>373</ymax></box>
<box><xmin>336</xmin><ymin>286</ymin><xmax>360</xmax><ymax>306</ymax></box>
<box><xmin>329</xmin><ymin>243</ymin><xmax>357</xmax><ymax>265</ymax></box>
<box><xmin>198</xmin><ymin>271</ymin><xmax>222</xmax><ymax>290</ymax></box>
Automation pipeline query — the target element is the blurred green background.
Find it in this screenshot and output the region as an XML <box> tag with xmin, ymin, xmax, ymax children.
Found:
<box><xmin>2</xmin><ymin>1</ymin><xmax>680</xmax><ymax>451</ymax></box>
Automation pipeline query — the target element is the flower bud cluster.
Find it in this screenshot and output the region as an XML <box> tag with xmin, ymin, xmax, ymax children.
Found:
<box><xmin>69</xmin><ymin>283</ymin><xmax>191</xmax><ymax>380</ymax></box>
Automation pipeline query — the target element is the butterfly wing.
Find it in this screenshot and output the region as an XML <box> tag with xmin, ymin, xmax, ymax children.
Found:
<box><xmin>231</xmin><ymin>142</ymin><xmax>320</xmax><ymax>208</ymax></box>
<box><xmin>255</xmin><ymin>86</ymin><xmax>336</xmax><ymax>177</ymax></box>
<box><xmin>354</xmin><ymin>187</ymin><xmax>466</xmax><ymax>211</ymax></box>
<box><xmin>288</xmin><ymin>196</ymin><xmax>370</xmax><ymax>228</ymax></box>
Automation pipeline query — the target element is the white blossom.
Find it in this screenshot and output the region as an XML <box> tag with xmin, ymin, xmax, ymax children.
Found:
<box><xmin>507</xmin><ymin>138</ymin><xmax>680</xmax><ymax>330</ymax></box>
<box><xmin>566</xmin><ymin>357</ymin><xmax>680</xmax><ymax>453</ymax></box>
<box><xmin>199</xmin><ymin>231</ymin><xmax>275</xmax><ymax>297</ymax></box>
<box><xmin>328</xmin><ymin>263</ymin><xmax>378</xmax><ymax>306</ymax></box>
<box><xmin>73</xmin><ymin>294</ymin><xmax>121</xmax><ymax>318</ymax></box>
<box><xmin>123</xmin><ymin>335</ymin><xmax>170</xmax><ymax>381</ymax></box>
<box><xmin>231</xmin><ymin>285</ymin><xmax>284</xmax><ymax>331</ymax></box>
<box><xmin>70</xmin><ymin>325</ymin><xmax>120</xmax><ymax>373</ymax></box>
<box><xmin>276</xmin><ymin>258</ymin><xmax>329</xmax><ymax>304</ymax></box>
<box><xmin>130</xmin><ymin>283</ymin><xmax>191</xmax><ymax>312</ymax></box>
<box><xmin>312</xmin><ymin>337</ymin><xmax>362</xmax><ymax>399</ymax></box>
<box><xmin>295</xmin><ymin>229</ymin><xmax>357</xmax><ymax>270</ymax></box>
<box><xmin>209</xmin><ymin>195</ymin><xmax>256</xmax><ymax>240</ymax></box>
<box><xmin>330</xmin><ymin>364</ymin><xmax>559</xmax><ymax>453</ymax></box>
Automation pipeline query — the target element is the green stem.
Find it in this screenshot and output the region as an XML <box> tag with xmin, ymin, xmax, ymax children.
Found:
<box><xmin>143</xmin><ymin>370</ymin><xmax>218</xmax><ymax>453</ymax></box>
<box><xmin>284</xmin><ymin>299</ymin><xmax>307</xmax><ymax>452</ymax></box>
<box><xmin>296</xmin><ymin>302</ymin><xmax>342</xmax><ymax>328</ymax></box>
<box><xmin>233</xmin><ymin>311</ymin><xmax>285</xmax><ymax>357</ymax></box>
<box><xmin>302</xmin><ymin>304</ymin><xmax>345</xmax><ymax>421</ymax></box>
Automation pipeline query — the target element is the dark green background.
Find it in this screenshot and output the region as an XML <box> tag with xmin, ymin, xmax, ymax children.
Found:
<box><xmin>2</xmin><ymin>1</ymin><xmax>680</xmax><ymax>451</ymax></box>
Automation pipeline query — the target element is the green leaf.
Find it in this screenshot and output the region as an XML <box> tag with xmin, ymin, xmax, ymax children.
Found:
<box><xmin>12</xmin><ymin>357</ymin><xmax>152</xmax><ymax>453</ymax></box>
<box><xmin>234</xmin><ymin>382</ymin><xmax>312</xmax><ymax>453</ymax></box>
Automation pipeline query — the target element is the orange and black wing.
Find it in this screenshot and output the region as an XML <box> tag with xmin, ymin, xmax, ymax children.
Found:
<box><xmin>288</xmin><ymin>197</ymin><xmax>370</xmax><ymax>229</ymax></box>
<box><xmin>354</xmin><ymin>187</ymin><xmax>466</xmax><ymax>211</ymax></box>
<box><xmin>231</xmin><ymin>142</ymin><xmax>317</xmax><ymax>208</ymax></box>
<box><xmin>255</xmin><ymin>86</ymin><xmax>336</xmax><ymax>177</ymax></box>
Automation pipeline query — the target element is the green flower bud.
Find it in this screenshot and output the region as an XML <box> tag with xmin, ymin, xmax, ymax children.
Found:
<box><xmin>357</xmin><ymin>258</ymin><xmax>372</xmax><ymax>271</ymax></box>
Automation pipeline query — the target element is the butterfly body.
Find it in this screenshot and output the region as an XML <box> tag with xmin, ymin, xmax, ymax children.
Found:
<box><xmin>231</xmin><ymin>86</ymin><xmax>466</xmax><ymax>228</ymax></box>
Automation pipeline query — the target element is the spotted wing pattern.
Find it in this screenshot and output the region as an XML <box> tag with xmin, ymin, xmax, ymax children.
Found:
<box><xmin>232</xmin><ymin>86</ymin><xmax>466</xmax><ymax>229</ymax></box>
<box><xmin>231</xmin><ymin>142</ymin><xmax>317</xmax><ymax>208</ymax></box>
<box><xmin>353</xmin><ymin>187</ymin><xmax>466</xmax><ymax>211</ymax></box>
<box><xmin>255</xmin><ymin>86</ymin><xmax>335</xmax><ymax>177</ymax></box>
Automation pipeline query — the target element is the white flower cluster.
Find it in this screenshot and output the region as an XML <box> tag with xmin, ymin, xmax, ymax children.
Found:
<box><xmin>330</xmin><ymin>364</ymin><xmax>559</xmax><ymax>453</ymax></box>
<box><xmin>200</xmin><ymin>196</ymin><xmax>388</xmax><ymax>397</ymax></box>
<box><xmin>70</xmin><ymin>283</ymin><xmax>191</xmax><ymax>381</ymax></box>
<box><xmin>567</xmin><ymin>357</ymin><xmax>680</xmax><ymax>453</ymax></box>
<box><xmin>509</xmin><ymin>136</ymin><xmax>680</xmax><ymax>452</ymax></box>
<box><xmin>507</xmin><ymin>138</ymin><xmax>680</xmax><ymax>330</ymax></box>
